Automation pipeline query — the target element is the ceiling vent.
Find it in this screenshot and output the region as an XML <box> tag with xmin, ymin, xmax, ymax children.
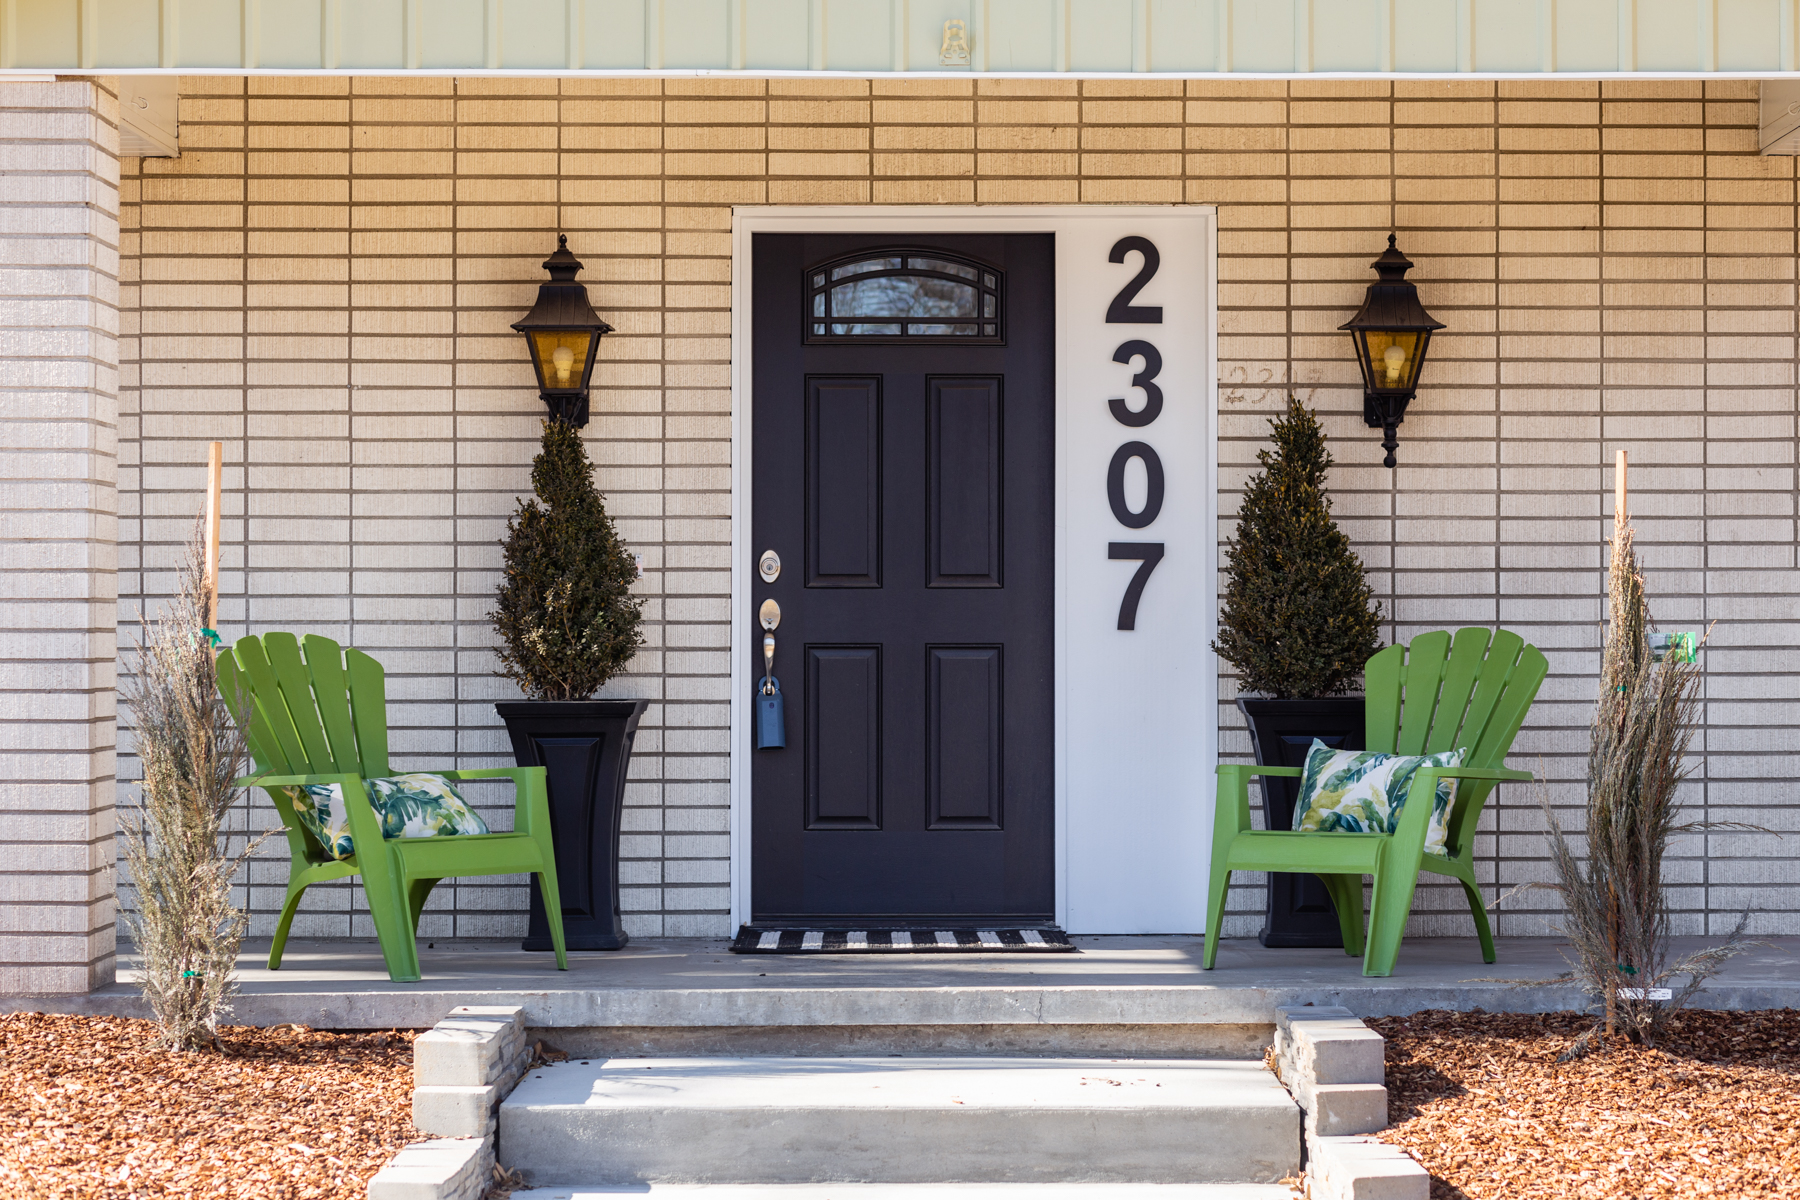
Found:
<box><xmin>119</xmin><ymin>77</ymin><xmax>178</xmax><ymax>157</ymax></box>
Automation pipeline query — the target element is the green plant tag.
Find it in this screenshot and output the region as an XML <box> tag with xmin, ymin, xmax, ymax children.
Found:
<box><xmin>1649</xmin><ymin>632</ymin><xmax>1696</xmax><ymax>664</ymax></box>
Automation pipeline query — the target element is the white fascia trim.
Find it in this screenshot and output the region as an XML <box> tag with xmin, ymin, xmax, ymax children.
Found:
<box><xmin>27</xmin><ymin>68</ymin><xmax>1800</xmax><ymax>79</ymax></box>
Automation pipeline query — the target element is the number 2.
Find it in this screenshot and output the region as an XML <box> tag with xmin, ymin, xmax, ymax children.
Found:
<box><xmin>1106</xmin><ymin>236</ymin><xmax>1163</xmax><ymax>324</ymax></box>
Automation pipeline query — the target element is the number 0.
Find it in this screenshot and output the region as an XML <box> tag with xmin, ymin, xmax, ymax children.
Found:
<box><xmin>1107</xmin><ymin>441</ymin><xmax>1165</xmax><ymax>530</ymax></box>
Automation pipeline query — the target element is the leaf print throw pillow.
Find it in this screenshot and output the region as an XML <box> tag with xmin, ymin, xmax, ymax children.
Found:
<box><xmin>287</xmin><ymin>773</ymin><xmax>490</xmax><ymax>862</ymax></box>
<box><xmin>1289</xmin><ymin>740</ymin><xmax>1465</xmax><ymax>855</ymax></box>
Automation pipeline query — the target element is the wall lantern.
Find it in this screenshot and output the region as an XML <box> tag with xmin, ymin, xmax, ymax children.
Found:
<box><xmin>511</xmin><ymin>234</ymin><xmax>613</xmax><ymax>427</ymax></box>
<box><xmin>1339</xmin><ymin>234</ymin><xmax>1444</xmax><ymax>468</ymax></box>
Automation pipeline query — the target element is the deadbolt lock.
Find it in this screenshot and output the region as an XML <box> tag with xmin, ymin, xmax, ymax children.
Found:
<box><xmin>758</xmin><ymin>549</ymin><xmax>781</xmax><ymax>583</ymax></box>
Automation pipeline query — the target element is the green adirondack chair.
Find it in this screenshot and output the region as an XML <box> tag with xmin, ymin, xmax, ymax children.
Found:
<box><xmin>1205</xmin><ymin>627</ymin><xmax>1548</xmax><ymax>977</ymax></box>
<box><xmin>216</xmin><ymin>632</ymin><xmax>568</xmax><ymax>983</ymax></box>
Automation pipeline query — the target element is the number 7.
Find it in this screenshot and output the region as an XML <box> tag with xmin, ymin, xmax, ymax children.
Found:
<box><xmin>1108</xmin><ymin>542</ymin><xmax>1165</xmax><ymax>631</ymax></box>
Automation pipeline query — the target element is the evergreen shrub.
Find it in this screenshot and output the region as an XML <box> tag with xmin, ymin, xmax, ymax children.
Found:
<box><xmin>492</xmin><ymin>418</ymin><xmax>644</xmax><ymax>701</ymax></box>
<box><xmin>1213</xmin><ymin>394</ymin><xmax>1383</xmax><ymax>698</ymax></box>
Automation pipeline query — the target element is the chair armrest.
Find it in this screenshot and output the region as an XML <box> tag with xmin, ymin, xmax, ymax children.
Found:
<box><xmin>434</xmin><ymin>766</ymin><xmax>553</xmax><ymax>835</ymax></box>
<box><xmin>234</xmin><ymin>771</ymin><xmax>363</xmax><ymax>789</ymax></box>
<box><xmin>1211</xmin><ymin>764</ymin><xmax>1272</xmax><ymax>849</ymax></box>
<box><xmin>233</xmin><ymin>771</ymin><xmax>387</xmax><ymax>856</ymax></box>
<box><xmin>1215</xmin><ymin>764</ymin><xmax>1304</xmax><ymax>778</ymax></box>
<box><xmin>397</xmin><ymin>766</ymin><xmax>551</xmax><ymax>836</ymax></box>
<box><xmin>1421</xmin><ymin>766</ymin><xmax>1533</xmax><ymax>783</ymax></box>
<box><xmin>432</xmin><ymin>767</ymin><xmax>540</xmax><ymax>783</ymax></box>
<box><xmin>1390</xmin><ymin>765</ymin><xmax>1533</xmax><ymax>854</ymax></box>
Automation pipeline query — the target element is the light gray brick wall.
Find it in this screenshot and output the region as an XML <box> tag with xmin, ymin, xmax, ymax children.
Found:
<box><xmin>118</xmin><ymin>76</ymin><xmax>722</xmax><ymax>942</ymax></box>
<box><xmin>1213</xmin><ymin>78</ymin><xmax>1799</xmax><ymax>940</ymax></box>
<box><xmin>0</xmin><ymin>77</ymin><xmax>122</xmax><ymax>992</ymax></box>
<box><xmin>100</xmin><ymin>73</ymin><xmax>1799</xmax><ymax>947</ymax></box>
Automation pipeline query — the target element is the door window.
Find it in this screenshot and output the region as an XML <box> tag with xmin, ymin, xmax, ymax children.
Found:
<box><xmin>806</xmin><ymin>250</ymin><xmax>1003</xmax><ymax>343</ymax></box>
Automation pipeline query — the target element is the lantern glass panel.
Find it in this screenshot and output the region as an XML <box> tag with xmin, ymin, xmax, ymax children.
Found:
<box><xmin>530</xmin><ymin>330</ymin><xmax>593</xmax><ymax>391</ymax></box>
<box><xmin>1358</xmin><ymin>330</ymin><xmax>1423</xmax><ymax>392</ymax></box>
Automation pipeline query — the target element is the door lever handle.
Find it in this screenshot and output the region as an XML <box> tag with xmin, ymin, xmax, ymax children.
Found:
<box><xmin>759</xmin><ymin>599</ymin><xmax>781</xmax><ymax>692</ymax></box>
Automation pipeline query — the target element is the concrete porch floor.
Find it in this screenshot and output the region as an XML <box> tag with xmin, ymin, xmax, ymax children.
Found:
<box><xmin>7</xmin><ymin>935</ymin><xmax>1796</xmax><ymax>1034</ymax></box>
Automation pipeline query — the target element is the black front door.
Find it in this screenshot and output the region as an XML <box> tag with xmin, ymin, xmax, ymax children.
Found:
<box><xmin>750</xmin><ymin>233</ymin><xmax>1055</xmax><ymax>925</ymax></box>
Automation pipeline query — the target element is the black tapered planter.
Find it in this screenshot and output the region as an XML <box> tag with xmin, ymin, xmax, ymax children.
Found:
<box><xmin>1236</xmin><ymin>695</ymin><xmax>1366</xmax><ymax>949</ymax></box>
<box><xmin>497</xmin><ymin>698</ymin><xmax>649</xmax><ymax>952</ymax></box>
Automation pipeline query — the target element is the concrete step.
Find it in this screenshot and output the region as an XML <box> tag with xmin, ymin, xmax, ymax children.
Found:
<box><xmin>498</xmin><ymin>1056</ymin><xmax>1301</xmax><ymax>1187</ymax></box>
<box><xmin>514</xmin><ymin>1186</ymin><xmax>1300</xmax><ymax>1198</ymax></box>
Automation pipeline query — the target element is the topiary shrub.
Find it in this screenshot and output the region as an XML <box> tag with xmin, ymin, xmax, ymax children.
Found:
<box><xmin>1213</xmin><ymin>394</ymin><xmax>1383</xmax><ymax>698</ymax></box>
<box><xmin>492</xmin><ymin>418</ymin><xmax>644</xmax><ymax>701</ymax></box>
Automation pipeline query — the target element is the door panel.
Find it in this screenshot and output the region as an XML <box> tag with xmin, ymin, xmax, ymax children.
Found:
<box><xmin>752</xmin><ymin>232</ymin><xmax>1055</xmax><ymax>925</ymax></box>
<box><xmin>926</xmin><ymin>645</ymin><xmax>1003</xmax><ymax>830</ymax></box>
<box><xmin>927</xmin><ymin>377</ymin><xmax>1003</xmax><ymax>588</ymax></box>
<box><xmin>805</xmin><ymin>377</ymin><xmax>882</xmax><ymax>588</ymax></box>
<box><xmin>805</xmin><ymin>645</ymin><xmax>882</xmax><ymax>830</ymax></box>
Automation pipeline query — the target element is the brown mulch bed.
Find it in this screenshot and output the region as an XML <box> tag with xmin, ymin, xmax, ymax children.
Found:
<box><xmin>0</xmin><ymin>1012</ymin><xmax>417</xmax><ymax>1199</ymax></box>
<box><xmin>1369</xmin><ymin>1009</ymin><xmax>1800</xmax><ymax>1200</ymax></box>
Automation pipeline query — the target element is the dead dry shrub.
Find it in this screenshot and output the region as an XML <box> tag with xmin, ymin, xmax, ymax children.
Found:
<box><xmin>1531</xmin><ymin>504</ymin><xmax>1753</xmax><ymax>1051</ymax></box>
<box><xmin>119</xmin><ymin>519</ymin><xmax>261</xmax><ymax>1051</ymax></box>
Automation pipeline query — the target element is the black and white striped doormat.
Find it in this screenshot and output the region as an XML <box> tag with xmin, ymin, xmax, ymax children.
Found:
<box><xmin>730</xmin><ymin>927</ymin><xmax>1076</xmax><ymax>954</ymax></box>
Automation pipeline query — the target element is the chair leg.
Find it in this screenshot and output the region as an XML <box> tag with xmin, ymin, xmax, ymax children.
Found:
<box><xmin>1362</xmin><ymin>855</ymin><xmax>1423</xmax><ymax>978</ymax></box>
<box><xmin>1319</xmin><ymin>874</ymin><xmax>1366</xmax><ymax>957</ymax></box>
<box><xmin>532</xmin><ymin>832</ymin><xmax>569</xmax><ymax>971</ymax></box>
<box><xmin>269</xmin><ymin>884</ymin><xmax>307</xmax><ymax>971</ymax></box>
<box><xmin>1203</xmin><ymin>865</ymin><xmax>1231</xmax><ymax>969</ymax></box>
<box><xmin>360</xmin><ymin>852</ymin><xmax>422</xmax><ymax>984</ymax></box>
<box><xmin>407</xmin><ymin>878</ymin><xmax>440</xmax><ymax>934</ymax></box>
<box><xmin>1459</xmin><ymin>877</ymin><xmax>1497</xmax><ymax>964</ymax></box>
<box><xmin>536</xmin><ymin>870</ymin><xmax>569</xmax><ymax>971</ymax></box>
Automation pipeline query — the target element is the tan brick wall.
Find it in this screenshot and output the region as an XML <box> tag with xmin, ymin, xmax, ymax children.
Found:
<box><xmin>114</xmin><ymin>75</ymin><xmax>1796</xmax><ymax>942</ymax></box>
<box><xmin>1</xmin><ymin>78</ymin><xmax>122</xmax><ymax>992</ymax></box>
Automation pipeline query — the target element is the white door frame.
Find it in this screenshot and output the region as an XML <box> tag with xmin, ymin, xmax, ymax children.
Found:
<box><xmin>728</xmin><ymin>205</ymin><xmax>1219</xmax><ymax>932</ymax></box>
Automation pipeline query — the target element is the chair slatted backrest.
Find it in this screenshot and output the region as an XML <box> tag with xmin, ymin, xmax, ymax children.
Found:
<box><xmin>1362</xmin><ymin>627</ymin><xmax>1548</xmax><ymax>856</ymax></box>
<box><xmin>218</xmin><ymin>632</ymin><xmax>391</xmax><ymax>782</ymax></box>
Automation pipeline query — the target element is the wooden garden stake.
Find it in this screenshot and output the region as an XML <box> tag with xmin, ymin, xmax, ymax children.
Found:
<box><xmin>204</xmin><ymin>441</ymin><xmax>222</xmax><ymax>630</ymax></box>
<box><xmin>1615</xmin><ymin>448</ymin><xmax>1627</xmax><ymax>526</ymax></box>
<box><xmin>1605</xmin><ymin>446</ymin><xmax>1628</xmax><ymax>1040</ymax></box>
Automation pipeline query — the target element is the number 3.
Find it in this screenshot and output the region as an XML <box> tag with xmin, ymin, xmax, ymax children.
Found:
<box><xmin>1109</xmin><ymin>340</ymin><xmax>1162</xmax><ymax>428</ymax></box>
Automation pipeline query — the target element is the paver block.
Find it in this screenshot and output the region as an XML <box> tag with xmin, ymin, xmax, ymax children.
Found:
<box><xmin>414</xmin><ymin>1084</ymin><xmax>501</xmax><ymax>1139</ymax></box>
<box><xmin>1307</xmin><ymin>1136</ymin><xmax>1428</xmax><ymax>1200</ymax></box>
<box><xmin>367</xmin><ymin>1137</ymin><xmax>493</xmax><ymax>1200</ymax></box>
<box><xmin>1309</xmin><ymin>1082</ymin><xmax>1389</xmax><ymax>1137</ymax></box>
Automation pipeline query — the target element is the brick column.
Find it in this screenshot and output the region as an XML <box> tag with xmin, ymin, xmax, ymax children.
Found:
<box><xmin>0</xmin><ymin>78</ymin><xmax>121</xmax><ymax>994</ymax></box>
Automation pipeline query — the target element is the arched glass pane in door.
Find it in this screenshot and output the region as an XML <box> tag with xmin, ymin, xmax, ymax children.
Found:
<box><xmin>805</xmin><ymin>250</ymin><xmax>1003</xmax><ymax>343</ymax></box>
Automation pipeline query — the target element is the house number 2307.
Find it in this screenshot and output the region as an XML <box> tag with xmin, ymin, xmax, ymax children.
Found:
<box><xmin>1105</xmin><ymin>236</ymin><xmax>1165</xmax><ymax>631</ymax></box>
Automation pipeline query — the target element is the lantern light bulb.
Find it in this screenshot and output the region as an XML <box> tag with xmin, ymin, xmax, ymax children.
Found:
<box><xmin>1382</xmin><ymin>344</ymin><xmax>1406</xmax><ymax>385</ymax></box>
<box><xmin>552</xmin><ymin>344</ymin><xmax>575</xmax><ymax>386</ymax></box>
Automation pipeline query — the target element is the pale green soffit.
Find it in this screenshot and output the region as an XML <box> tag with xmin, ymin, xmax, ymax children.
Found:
<box><xmin>5</xmin><ymin>0</ymin><xmax>1799</xmax><ymax>75</ymax></box>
